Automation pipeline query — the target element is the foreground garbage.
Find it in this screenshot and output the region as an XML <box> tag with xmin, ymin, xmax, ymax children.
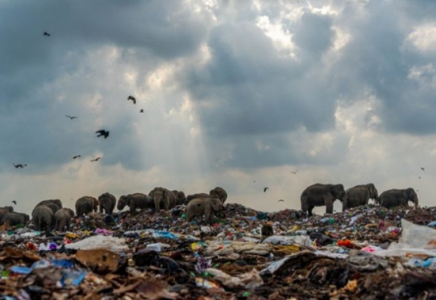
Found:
<box><xmin>1</xmin><ymin>204</ymin><xmax>436</xmax><ymax>299</ymax></box>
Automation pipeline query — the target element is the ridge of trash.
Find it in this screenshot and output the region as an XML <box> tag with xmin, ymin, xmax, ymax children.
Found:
<box><xmin>1</xmin><ymin>203</ymin><xmax>436</xmax><ymax>299</ymax></box>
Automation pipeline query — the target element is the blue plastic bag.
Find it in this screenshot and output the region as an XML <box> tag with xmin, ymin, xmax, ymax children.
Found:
<box><xmin>153</xmin><ymin>231</ymin><xmax>178</xmax><ymax>240</ymax></box>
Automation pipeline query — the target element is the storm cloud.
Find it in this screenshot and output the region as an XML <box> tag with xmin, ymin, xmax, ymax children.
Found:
<box><xmin>1</xmin><ymin>0</ymin><xmax>436</xmax><ymax>214</ymax></box>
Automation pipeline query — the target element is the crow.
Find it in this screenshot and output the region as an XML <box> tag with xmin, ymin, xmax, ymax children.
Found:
<box><xmin>127</xmin><ymin>95</ymin><xmax>136</xmax><ymax>104</ymax></box>
<box><xmin>140</xmin><ymin>109</ymin><xmax>144</xmax><ymax>113</ymax></box>
<box><xmin>91</xmin><ymin>157</ymin><xmax>101</xmax><ymax>162</ymax></box>
<box><xmin>43</xmin><ymin>31</ymin><xmax>51</xmax><ymax>36</ymax></box>
<box><xmin>95</xmin><ymin>130</ymin><xmax>109</xmax><ymax>139</ymax></box>
<box><xmin>12</xmin><ymin>201</ymin><xmax>16</xmax><ymax>205</ymax></box>
<box><xmin>66</xmin><ymin>115</ymin><xmax>78</xmax><ymax>120</ymax></box>
<box><xmin>421</xmin><ymin>167</ymin><xmax>425</xmax><ymax>171</ymax></box>
<box><xmin>13</xmin><ymin>164</ymin><xmax>27</xmax><ymax>169</ymax></box>
<box><xmin>278</xmin><ymin>199</ymin><xmax>284</xmax><ymax>202</ymax></box>
<box><xmin>264</xmin><ymin>187</ymin><xmax>268</xmax><ymax>192</ymax></box>
<box><xmin>291</xmin><ymin>170</ymin><xmax>298</xmax><ymax>174</ymax></box>
<box><xmin>73</xmin><ymin>155</ymin><xmax>81</xmax><ymax>159</ymax></box>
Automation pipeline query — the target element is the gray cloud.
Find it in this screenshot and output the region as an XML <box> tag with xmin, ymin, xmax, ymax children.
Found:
<box><xmin>1</xmin><ymin>0</ymin><xmax>436</xmax><ymax>213</ymax></box>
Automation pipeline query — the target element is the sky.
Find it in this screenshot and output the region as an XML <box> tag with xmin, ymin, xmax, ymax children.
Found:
<box><xmin>1</xmin><ymin>0</ymin><xmax>436</xmax><ymax>215</ymax></box>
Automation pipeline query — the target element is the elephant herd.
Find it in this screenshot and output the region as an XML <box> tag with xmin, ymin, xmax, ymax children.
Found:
<box><xmin>0</xmin><ymin>183</ymin><xmax>420</xmax><ymax>230</ymax></box>
<box><xmin>301</xmin><ymin>183</ymin><xmax>419</xmax><ymax>216</ymax></box>
<box><xmin>0</xmin><ymin>186</ymin><xmax>228</xmax><ymax>232</ymax></box>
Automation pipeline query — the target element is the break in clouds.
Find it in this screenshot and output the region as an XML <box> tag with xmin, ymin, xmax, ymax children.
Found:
<box><xmin>1</xmin><ymin>0</ymin><xmax>436</xmax><ymax>214</ymax></box>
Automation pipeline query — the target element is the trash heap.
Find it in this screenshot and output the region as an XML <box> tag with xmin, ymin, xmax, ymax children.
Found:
<box><xmin>1</xmin><ymin>204</ymin><xmax>436</xmax><ymax>299</ymax></box>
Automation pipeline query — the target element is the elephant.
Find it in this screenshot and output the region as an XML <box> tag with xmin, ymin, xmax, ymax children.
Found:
<box><xmin>379</xmin><ymin>188</ymin><xmax>419</xmax><ymax>209</ymax></box>
<box><xmin>98</xmin><ymin>192</ymin><xmax>116</xmax><ymax>214</ymax></box>
<box><xmin>1</xmin><ymin>212</ymin><xmax>30</xmax><ymax>226</ymax></box>
<box><xmin>36</xmin><ymin>199</ymin><xmax>63</xmax><ymax>209</ymax></box>
<box><xmin>172</xmin><ymin>190</ymin><xmax>187</xmax><ymax>206</ymax></box>
<box><xmin>149</xmin><ymin>187</ymin><xmax>177</xmax><ymax>213</ymax></box>
<box><xmin>54</xmin><ymin>208</ymin><xmax>75</xmax><ymax>231</ymax></box>
<box><xmin>36</xmin><ymin>203</ymin><xmax>61</xmax><ymax>215</ymax></box>
<box><xmin>32</xmin><ymin>205</ymin><xmax>54</xmax><ymax>232</ymax></box>
<box><xmin>186</xmin><ymin>193</ymin><xmax>209</xmax><ymax>203</ymax></box>
<box><xmin>117</xmin><ymin>193</ymin><xmax>154</xmax><ymax>213</ymax></box>
<box><xmin>0</xmin><ymin>206</ymin><xmax>14</xmax><ymax>221</ymax></box>
<box><xmin>209</xmin><ymin>187</ymin><xmax>228</xmax><ymax>204</ymax></box>
<box><xmin>342</xmin><ymin>183</ymin><xmax>378</xmax><ymax>211</ymax></box>
<box><xmin>300</xmin><ymin>183</ymin><xmax>345</xmax><ymax>217</ymax></box>
<box><xmin>75</xmin><ymin>196</ymin><xmax>99</xmax><ymax>217</ymax></box>
<box><xmin>186</xmin><ymin>197</ymin><xmax>225</xmax><ymax>222</ymax></box>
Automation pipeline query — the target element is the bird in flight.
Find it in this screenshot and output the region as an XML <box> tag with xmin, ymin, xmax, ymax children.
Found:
<box><xmin>95</xmin><ymin>130</ymin><xmax>109</xmax><ymax>139</ymax></box>
<box><xmin>278</xmin><ymin>199</ymin><xmax>284</xmax><ymax>203</ymax></box>
<box><xmin>11</xmin><ymin>201</ymin><xmax>16</xmax><ymax>205</ymax></box>
<box><xmin>264</xmin><ymin>187</ymin><xmax>269</xmax><ymax>192</ymax></box>
<box><xmin>140</xmin><ymin>109</ymin><xmax>144</xmax><ymax>113</ymax></box>
<box><xmin>291</xmin><ymin>170</ymin><xmax>298</xmax><ymax>174</ymax></box>
<box><xmin>421</xmin><ymin>167</ymin><xmax>425</xmax><ymax>171</ymax></box>
<box><xmin>13</xmin><ymin>164</ymin><xmax>27</xmax><ymax>169</ymax></box>
<box><xmin>66</xmin><ymin>115</ymin><xmax>78</xmax><ymax>120</ymax></box>
<box><xmin>43</xmin><ymin>31</ymin><xmax>51</xmax><ymax>37</ymax></box>
<box><xmin>127</xmin><ymin>95</ymin><xmax>136</xmax><ymax>104</ymax></box>
<box><xmin>91</xmin><ymin>157</ymin><xmax>101</xmax><ymax>162</ymax></box>
<box><xmin>419</xmin><ymin>176</ymin><xmax>421</xmax><ymax>179</ymax></box>
<box><xmin>72</xmin><ymin>155</ymin><xmax>81</xmax><ymax>159</ymax></box>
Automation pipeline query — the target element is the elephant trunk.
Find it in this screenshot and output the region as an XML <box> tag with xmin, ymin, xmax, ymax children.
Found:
<box><xmin>413</xmin><ymin>194</ymin><xmax>419</xmax><ymax>208</ymax></box>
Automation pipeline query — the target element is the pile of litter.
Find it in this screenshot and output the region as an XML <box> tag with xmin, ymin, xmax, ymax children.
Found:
<box><xmin>1</xmin><ymin>204</ymin><xmax>436</xmax><ymax>299</ymax></box>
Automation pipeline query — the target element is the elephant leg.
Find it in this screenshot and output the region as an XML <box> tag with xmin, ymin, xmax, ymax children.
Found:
<box><xmin>308</xmin><ymin>206</ymin><xmax>314</xmax><ymax>217</ymax></box>
<box><xmin>204</xmin><ymin>205</ymin><xmax>211</xmax><ymax>222</ymax></box>
<box><xmin>130</xmin><ymin>206</ymin><xmax>136</xmax><ymax>214</ymax></box>
<box><xmin>342</xmin><ymin>196</ymin><xmax>348</xmax><ymax>212</ymax></box>
<box><xmin>325</xmin><ymin>198</ymin><xmax>333</xmax><ymax>214</ymax></box>
<box><xmin>186</xmin><ymin>213</ymin><xmax>192</xmax><ymax>222</ymax></box>
<box><xmin>99</xmin><ymin>205</ymin><xmax>103</xmax><ymax>213</ymax></box>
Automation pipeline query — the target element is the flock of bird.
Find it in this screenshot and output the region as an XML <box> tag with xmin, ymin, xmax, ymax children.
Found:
<box><xmin>11</xmin><ymin>30</ymin><xmax>426</xmax><ymax>203</ymax></box>
<box><xmin>12</xmin><ymin>32</ymin><xmax>146</xmax><ymax>169</ymax></box>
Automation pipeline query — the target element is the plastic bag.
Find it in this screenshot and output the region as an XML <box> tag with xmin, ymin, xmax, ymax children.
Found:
<box><xmin>153</xmin><ymin>231</ymin><xmax>178</xmax><ymax>240</ymax></box>
<box><xmin>406</xmin><ymin>257</ymin><xmax>436</xmax><ymax>269</ymax></box>
<box><xmin>373</xmin><ymin>219</ymin><xmax>436</xmax><ymax>257</ymax></box>
<box><xmin>146</xmin><ymin>243</ymin><xmax>170</xmax><ymax>252</ymax></box>
<box><xmin>262</xmin><ymin>235</ymin><xmax>312</xmax><ymax>247</ymax></box>
<box><xmin>66</xmin><ymin>235</ymin><xmax>128</xmax><ymax>252</ymax></box>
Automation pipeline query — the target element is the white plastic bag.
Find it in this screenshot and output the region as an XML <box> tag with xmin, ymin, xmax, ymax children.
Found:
<box><xmin>66</xmin><ymin>235</ymin><xmax>128</xmax><ymax>252</ymax></box>
<box><xmin>146</xmin><ymin>243</ymin><xmax>170</xmax><ymax>252</ymax></box>
<box><xmin>373</xmin><ymin>219</ymin><xmax>436</xmax><ymax>257</ymax></box>
<box><xmin>262</xmin><ymin>235</ymin><xmax>312</xmax><ymax>247</ymax></box>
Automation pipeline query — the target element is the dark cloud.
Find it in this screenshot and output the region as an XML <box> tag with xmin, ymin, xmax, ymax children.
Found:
<box><xmin>184</xmin><ymin>16</ymin><xmax>337</xmax><ymax>138</ymax></box>
<box><xmin>0</xmin><ymin>0</ymin><xmax>212</xmax><ymax>173</ymax></box>
<box><xmin>292</xmin><ymin>12</ymin><xmax>335</xmax><ymax>58</ymax></box>
<box><xmin>1</xmin><ymin>0</ymin><xmax>436</xmax><ymax>180</ymax></box>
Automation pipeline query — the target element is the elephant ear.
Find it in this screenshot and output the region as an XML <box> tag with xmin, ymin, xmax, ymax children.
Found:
<box><xmin>330</xmin><ymin>185</ymin><xmax>339</xmax><ymax>194</ymax></box>
<box><xmin>126</xmin><ymin>196</ymin><xmax>133</xmax><ymax>206</ymax></box>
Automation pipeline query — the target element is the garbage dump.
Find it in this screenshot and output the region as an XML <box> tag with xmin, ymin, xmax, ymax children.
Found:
<box><xmin>1</xmin><ymin>203</ymin><xmax>436</xmax><ymax>299</ymax></box>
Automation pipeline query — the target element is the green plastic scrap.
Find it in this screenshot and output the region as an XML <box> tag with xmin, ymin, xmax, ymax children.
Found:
<box><xmin>243</xmin><ymin>292</ymin><xmax>250</xmax><ymax>297</ymax></box>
